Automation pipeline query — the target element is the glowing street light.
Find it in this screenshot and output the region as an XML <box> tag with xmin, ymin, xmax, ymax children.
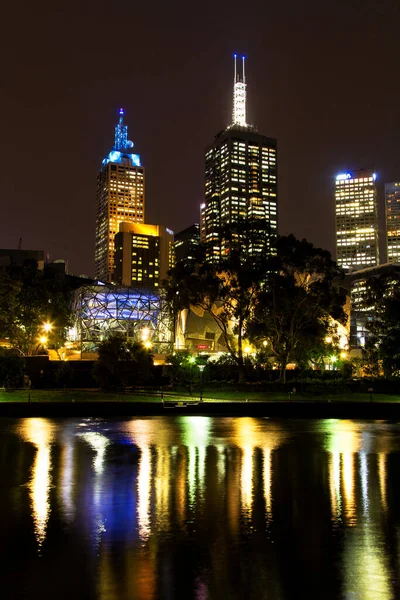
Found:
<box><xmin>198</xmin><ymin>364</ymin><xmax>205</xmax><ymax>403</ymax></box>
<box><xmin>43</xmin><ymin>322</ymin><xmax>53</xmax><ymax>333</ymax></box>
<box><xmin>144</xmin><ymin>341</ymin><xmax>152</xmax><ymax>349</ymax></box>
<box><xmin>39</xmin><ymin>335</ymin><xmax>48</xmax><ymax>346</ymax></box>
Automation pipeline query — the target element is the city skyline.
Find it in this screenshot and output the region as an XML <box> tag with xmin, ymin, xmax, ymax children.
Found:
<box><xmin>1</xmin><ymin>0</ymin><xmax>400</xmax><ymax>275</ymax></box>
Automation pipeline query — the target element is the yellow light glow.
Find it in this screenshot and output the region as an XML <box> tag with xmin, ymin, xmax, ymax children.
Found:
<box><xmin>341</xmin><ymin>352</ymin><xmax>347</xmax><ymax>359</ymax></box>
<box><xmin>39</xmin><ymin>336</ymin><xmax>48</xmax><ymax>345</ymax></box>
<box><xmin>144</xmin><ymin>341</ymin><xmax>152</xmax><ymax>349</ymax></box>
<box><xmin>325</xmin><ymin>336</ymin><xmax>332</xmax><ymax>344</ymax></box>
<box><xmin>43</xmin><ymin>322</ymin><xmax>52</xmax><ymax>332</ymax></box>
<box><xmin>244</xmin><ymin>346</ymin><xmax>251</xmax><ymax>354</ymax></box>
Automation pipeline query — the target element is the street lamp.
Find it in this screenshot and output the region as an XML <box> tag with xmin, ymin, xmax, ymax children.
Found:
<box><xmin>198</xmin><ymin>364</ymin><xmax>205</xmax><ymax>403</ymax></box>
<box><xmin>43</xmin><ymin>322</ymin><xmax>53</xmax><ymax>333</ymax></box>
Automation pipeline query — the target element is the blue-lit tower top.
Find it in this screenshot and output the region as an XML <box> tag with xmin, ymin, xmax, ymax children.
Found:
<box><xmin>102</xmin><ymin>108</ymin><xmax>141</xmax><ymax>167</ymax></box>
<box><xmin>114</xmin><ymin>108</ymin><xmax>129</xmax><ymax>150</ymax></box>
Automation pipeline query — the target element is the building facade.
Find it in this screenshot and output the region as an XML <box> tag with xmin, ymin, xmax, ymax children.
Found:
<box><xmin>385</xmin><ymin>182</ymin><xmax>400</xmax><ymax>263</ymax></box>
<box><xmin>335</xmin><ymin>169</ymin><xmax>379</xmax><ymax>272</ymax></box>
<box><xmin>344</xmin><ymin>262</ymin><xmax>400</xmax><ymax>349</ymax></box>
<box><xmin>202</xmin><ymin>57</ymin><xmax>278</xmax><ymax>263</ymax></box>
<box><xmin>95</xmin><ymin>109</ymin><xmax>145</xmax><ymax>283</ymax></box>
<box><xmin>114</xmin><ymin>222</ymin><xmax>174</xmax><ymax>288</ymax></box>
<box><xmin>174</xmin><ymin>223</ymin><xmax>201</xmax><ymax>267</ymax></box>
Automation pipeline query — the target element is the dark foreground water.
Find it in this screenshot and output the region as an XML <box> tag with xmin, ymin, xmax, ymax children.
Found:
<box><xmin>0</xmin><ymin>417</ymin><xmax>400</xmax><ymax>600</ymax></box>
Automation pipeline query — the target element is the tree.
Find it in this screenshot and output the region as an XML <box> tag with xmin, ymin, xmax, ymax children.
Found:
<box><xmin>0</xmin><ymin>261</ymin><xmax>73</xmax><ymax>355</ymax></box>
<box><xmin>165</xmin><ymin>249</ymin><xmax>268</xmax><ymax>383</ymax></box>
<box><xmin>247</xmin><ymin>236</ymin><xmax>347</xmax><ymax>382</ymax></box>
<box><xmin>0</xmin><ymin>348</ymin><xmax>25</xmax><ymax>389</ymax></box>
<box><xmin>93</xmin><ymin>334</ymin><xmax>153</xmax><ymax>389</ymax></box>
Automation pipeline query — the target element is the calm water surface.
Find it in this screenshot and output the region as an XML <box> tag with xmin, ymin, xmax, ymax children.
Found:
<box><xmin>0</xmin><ymin>416</ymin><xmax>399</xmax><ymax>599</ymax></box>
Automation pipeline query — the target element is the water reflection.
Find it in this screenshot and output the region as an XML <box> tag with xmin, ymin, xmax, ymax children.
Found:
<box><xmin>6</xmin><ymin>417</ymin><xmax>400</xmax><ymax>599</ymax></box>
<box><xmin>17</xmin><ymin>418</ymin><xmax>55</xmax><ymax>550</ymax></box>
<box><xmin>324</xmin><ymin>419</ymin><xmax>395</xmax><ymax>599</ymax></box>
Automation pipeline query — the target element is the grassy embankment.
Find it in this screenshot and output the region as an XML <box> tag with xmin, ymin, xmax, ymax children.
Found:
<box><xmin>1</xmin><ymin>389</ymin><xmax>400</xmax><ymax>404</ymax></box>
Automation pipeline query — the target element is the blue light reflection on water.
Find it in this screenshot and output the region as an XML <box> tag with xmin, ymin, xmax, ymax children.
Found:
<box><xmin>1</xmin><ymin>417</ymin><xmax>399</xmax><ymax>599</ymax></box>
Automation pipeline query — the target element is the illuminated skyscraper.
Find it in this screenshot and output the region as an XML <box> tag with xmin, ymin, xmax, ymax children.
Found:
<box><xmin>335</xmin><ymin>169</ymin><xmax>379</xmax><ymax>272</ymax></box>
<box><xmin>385</xmin><ymin>182</ymin><xmax>400</xmax><ymax>262</ymax></box>
<box><xmin>203</xmin><ymin>56</ymin><xmax>278</xmax><ymax>263</ymax></box>
<box><xmin>95</xmin><ymin>109</ymin><xmax>145</xmax><ymax>282</ymax></box>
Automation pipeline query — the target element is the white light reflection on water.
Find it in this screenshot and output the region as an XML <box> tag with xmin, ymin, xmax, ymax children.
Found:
<box><xmin>78</xmin><ymin>430</ymin><xmax>110</xmax><ymax>547</ymax></box>
<box><xmin>16</xmin><ymin>418</ymin><xmax>55</xmax><ymax>551</ymax></box>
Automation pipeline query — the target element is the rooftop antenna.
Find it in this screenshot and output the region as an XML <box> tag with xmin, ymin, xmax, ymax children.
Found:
<box><xmin>232</xmin><ymin>54</ymin><xmax>247</xmax><ymax>126</ymax></box>
<box><xmin>114</xmin><ymin>107</ymin><xmax>128</xmax><ymax>150</ymax></box>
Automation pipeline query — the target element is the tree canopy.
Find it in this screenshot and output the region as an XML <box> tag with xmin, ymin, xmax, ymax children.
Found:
<box><xmin>0</xmin><ymin>261</ymin><xmax>73</xmax><ymax>355</ymax></box>
<box><xmin>165</xmin><ymin>232</ymin><xmax>347</xmax><ymax>382</ymax></box>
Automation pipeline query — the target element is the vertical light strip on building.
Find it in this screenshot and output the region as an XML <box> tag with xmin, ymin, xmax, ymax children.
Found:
<box><xmin>385</xmin><ymin>182</ymin><xmax>400</xmax><ymax>262</ymax></box>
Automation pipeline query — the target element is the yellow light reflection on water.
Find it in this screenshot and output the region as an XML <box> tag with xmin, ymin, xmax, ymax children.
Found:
<box><xmin>378</xmin><ymin>453</ymin><xmax>387</xmax><ymax>512</ymax></box>
<box><xmin>329</xmin><ymin>451</ymin><xmax>342</xmax><ymax>522</ymax></box>
<box><xmin>343</xmin><ymin>527</ymin><xmax>392</xmax><ymax>600</ymax></box>
<box><xmin>155</xmin><ymin>447</ymin><xmax>171</xmax><ymax>531</ymax></box>
<box><xmin>342</xmin><ymin>452</ymin><xmax>356</xmax><ymax>525</ymax></box>
<box><xmin>137</xmin><ymin>444</ymin><xmax>152</xmax><ymax>542</ymax></box>
<box><xmin>17</xmin><ymin>418</ymin><xmax>55</xmax><ymax>550</ymax></box>
<box><xmin>263</xmin><ymin>448</ymin><xmax>272</xmax><ymax>521</ymax></box>
<box><xmin>241</xmin><ymin>444</ymin><xmax>253</xmax><ymax>517</ymax></box>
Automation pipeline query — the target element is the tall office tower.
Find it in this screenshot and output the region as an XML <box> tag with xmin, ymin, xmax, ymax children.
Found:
<box><xmin>174</xmin><ymin>223</ymin><xmax>201</xmax><ymax>267</ymax></box>
<box><xmin>203</xmin><ymin>56</ymin><xmax>278</xmax><ymax>263</ymax></box>
<box><xmin>335</xmin><ymin>169</ymin><xmax>379</xmax><ymax>272</ymax></box>
<box><xmin>385</xmin><ymin>182</ymin><xmax>400</xmax><ymax>263</ymax></box>
<box><xmin>114</xmin><ymin>222</ymin><xmax>174</xmax><ymax>288</ymax></box>
<box><xmin>95</xmin><ymin>109</ymin><xmax>145</xmax><ymax>282</ymax></box>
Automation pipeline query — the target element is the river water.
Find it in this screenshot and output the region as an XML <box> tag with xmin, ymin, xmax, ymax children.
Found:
<box><xmin>0</xmin><ymin>416</ymin><xmax>399</xmax><ymax>599</ymax></box>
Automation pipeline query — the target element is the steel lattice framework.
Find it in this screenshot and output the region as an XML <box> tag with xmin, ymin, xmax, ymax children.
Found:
<box><xmin>70</xmin><ymin>285</ymin><xmax>173</xmax><ymax>355</ymax></box>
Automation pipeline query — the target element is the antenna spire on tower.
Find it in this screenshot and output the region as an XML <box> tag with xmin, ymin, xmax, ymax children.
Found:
<box><xmin>114</xmin><ymin>107</ymin><xmax>128</xmax><ymax>149</ymax></box>
<box><xmin>232</xmin><ymin>54</ymin><xmax>247</xmax><ymax>126</ymax></box>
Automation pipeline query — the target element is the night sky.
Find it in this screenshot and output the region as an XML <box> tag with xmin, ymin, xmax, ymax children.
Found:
<box><xmin>1</xmin><ymin>0</ymin><xmax>400</xmax><ymax>276</ymax></box>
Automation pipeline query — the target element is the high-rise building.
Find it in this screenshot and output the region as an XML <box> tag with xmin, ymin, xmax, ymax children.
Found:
<box><xmin>385</xmin><ymin>182</ymin><xmax>400</xmax><ymax>263</ymax></box>
<box><xmin>114</xmin><ymin>222</ymin><xmax>174</xmax><ymax>288</ymax></box>
<box><xmin>335</xmin><ymin>169</ymin><xmax>379</xmax><ymax>272</ymax></box>
<box><xmin>203</xmin><ymin>56</ymin><xmax>278</xmax><ymax>263</ymax></box>
<box><xmin>174</xmin><ymin>223</ymin><xmax>201</xmax><ymax>267</ymax></box>
<box><xmin>95</xmin><ymin>109</ymin><xmax>145</xmax><ymax>282</ymax></box>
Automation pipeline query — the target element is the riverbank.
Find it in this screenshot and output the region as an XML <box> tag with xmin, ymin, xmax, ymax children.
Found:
<box><xmin>1</xmin><ymin>398</ymin><xmax>400</xmax><ymax>419</ymax></box>
<box><xmin>2</xmin><ymin>388</ymin><xmax>400</xmax><ymax>404</ymax></box>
